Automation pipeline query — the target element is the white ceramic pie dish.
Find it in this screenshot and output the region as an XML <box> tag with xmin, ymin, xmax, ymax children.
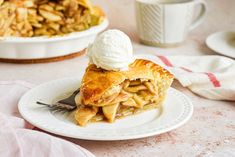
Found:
<box><xmin>0</xmin><ymin>18</ymin><xmax>108</xmax><ymax>59</ymax></box>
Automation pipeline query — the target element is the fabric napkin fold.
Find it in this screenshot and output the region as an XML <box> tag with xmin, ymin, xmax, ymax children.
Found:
<box><xmin>138</xmin><ymin>55</ymin><xmax>235</xmax><ymax>101</ymax></box>
<box><xmin>0</xmin><ymin>81</ymin><xmax>95</xmax><ymax>157</ymax></box>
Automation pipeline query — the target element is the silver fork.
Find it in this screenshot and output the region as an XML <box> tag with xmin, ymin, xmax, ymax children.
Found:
<box><xmin>37</xmin><ymin>88</ymin><xmax>80</xmax><ymax>111</ymax></box>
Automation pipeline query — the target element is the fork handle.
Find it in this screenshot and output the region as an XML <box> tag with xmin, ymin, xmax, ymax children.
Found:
<box><xmin>37</xmin><ymin>101</ymin><xmax>52</xmax><ymax>107</ymax></box>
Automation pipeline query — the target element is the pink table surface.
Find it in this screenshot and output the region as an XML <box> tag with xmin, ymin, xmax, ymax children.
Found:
<box><xmin>0</xmin><ymin>0</ymin><xmax>235</xmax><ymax>156</ymax></box>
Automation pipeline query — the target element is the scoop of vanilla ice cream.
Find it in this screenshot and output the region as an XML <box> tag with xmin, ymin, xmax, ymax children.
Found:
<box><xmin>87</xmin><ymin>29</ymin><xmax>134</xmax><ymax>71</ymax></box>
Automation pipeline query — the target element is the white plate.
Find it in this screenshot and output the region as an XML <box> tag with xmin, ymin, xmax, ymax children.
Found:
<box><xmin>0</xmin><ymin>19</ymin><xmax>108</xmax><ymax>59</ymax></box>
<box><xmin>206</xmin><ymin>30</ymin><xmax>235</xmax><ymax>58</ymax></box>
<box><xmin>18</xmin><ymin>77</ymin><xmax>193</xmax><ymax>141</ymax></box>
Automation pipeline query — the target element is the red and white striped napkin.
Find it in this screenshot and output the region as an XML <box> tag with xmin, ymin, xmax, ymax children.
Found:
<box><xmin>138</xmin><ymin>55</ymin><xmax>235</xmax><ymax>101</ymax></box>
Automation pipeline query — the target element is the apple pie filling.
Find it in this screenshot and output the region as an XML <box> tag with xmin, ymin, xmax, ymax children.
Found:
<box><xmin>75</xmin><ymin>79</ymin><xmax>163</xmax><ymax>126</ymax></box>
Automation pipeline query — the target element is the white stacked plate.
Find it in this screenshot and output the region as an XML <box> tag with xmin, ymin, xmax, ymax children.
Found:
<box><xmin>206</xmin><ymin>30</ymin><xmax>235</xmax><ymax>58</ymax></box>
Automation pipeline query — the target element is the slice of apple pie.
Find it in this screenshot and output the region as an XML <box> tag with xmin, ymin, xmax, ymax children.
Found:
<box><xmin>75</xmin><ymin>59</ymin><xmax>174</xmax><ymax>126</ymax></box>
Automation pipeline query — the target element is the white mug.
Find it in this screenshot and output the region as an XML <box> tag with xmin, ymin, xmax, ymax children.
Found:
<box><xmin>135</xmin><ymin>0</ymin><xmax>207</xmax><ymax>47</ymax></box>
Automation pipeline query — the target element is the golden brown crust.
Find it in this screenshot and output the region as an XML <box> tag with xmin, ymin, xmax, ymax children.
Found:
<box><xmin>79</xmin><ymin>59</ymin><xmax>174</xmax><ymax>105</ymax></box>
<box><xmin>80</xmin><ymin>65</ymin><xmax>126</xmax><ymax>104</ymax></box>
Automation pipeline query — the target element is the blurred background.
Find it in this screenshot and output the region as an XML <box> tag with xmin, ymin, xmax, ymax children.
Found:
<box><xmin>93</xmin><ymin>0</ymin><xmax>235</xmax><ymax>55</ymax></box>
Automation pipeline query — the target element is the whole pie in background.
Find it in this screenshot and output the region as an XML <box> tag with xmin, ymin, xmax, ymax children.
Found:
<box><xmin>0</xmin><ymin>0</ymin><xmax>104</xmax><ymax>37</ymax></box>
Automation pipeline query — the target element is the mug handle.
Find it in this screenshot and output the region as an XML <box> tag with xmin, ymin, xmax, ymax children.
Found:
<box><xmin>189</xmin><ymin>0</ymin><xmax>207</xmax><ymax>31</ymax></box>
